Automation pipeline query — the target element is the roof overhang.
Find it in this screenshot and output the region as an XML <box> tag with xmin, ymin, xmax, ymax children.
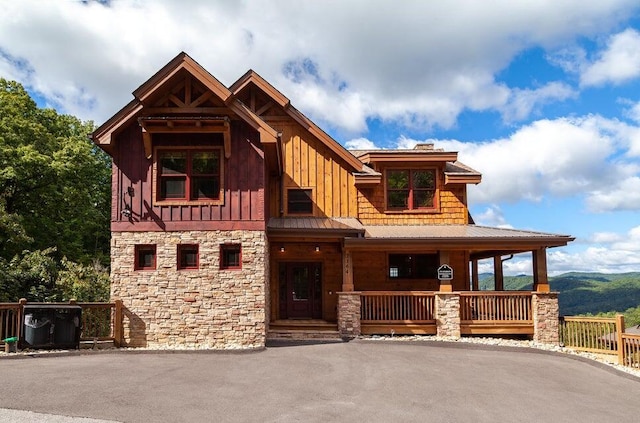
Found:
<box><xmin>267</xmin><ymin>217</ymin><xmax>365</xmax><ymax>239</ymax></box>
<box><xmin>343</xmin><ymin>225</ymin><xmax>574</xmax><ymax>254</ymax></box>
<box><xmin>357</xmin><ymin>151</ymin><xmax>459</xmax><ymax>164</ymax></box>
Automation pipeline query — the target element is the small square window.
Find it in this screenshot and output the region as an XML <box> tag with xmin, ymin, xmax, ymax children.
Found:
<box><xmin>135</xmin><ymin>245</ymin><xmax>156</xmax><ymax>270</ymax></box>
<box><xmin>220</xmin><ymin>244</ymin><xmax>241</xmax><ymax>269</ymax></box>
<box><xmin>287</xmin><ymin>189</ymin><xmax>313</xmax><ymax>214</ymax></box>
<box><xmin>178</xmin><ymin>244</ymin><xmax>199</xmax><ymax>270</ymax></box>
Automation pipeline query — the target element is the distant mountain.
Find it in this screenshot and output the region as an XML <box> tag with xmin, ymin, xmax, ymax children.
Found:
<box><xmin>478</xmin><ymin>272</ymin><xmax>640</xmax><ymax>316</ymax></box>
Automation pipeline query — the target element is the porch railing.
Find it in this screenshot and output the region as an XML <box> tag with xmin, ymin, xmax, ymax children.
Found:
<box><xmin>559</xmin><ymin>316</ymin><xmax>619</xmax><ymax>354</ymax></box>
<box><xmin>0</xmin><ymin>300</ymin><xmax>122</xmax><ymax>348</ymax></box>
<box><xmin>360</xmin><ymin>292</ymin><xmax>436</xmax><ymax>335</ymax></box>
<box><xmin>0</xmin><ymin>303</ymin><xmax>22</xmax><ymax>345</ymax></box>
<box><xmin>621</xmin><ymin>333</ymin><xmax>640</xmax><ymax>368</ymax></box>
<box><xmin>459</xmin><ymin>292</ymin><xmax>533</xmax><ymax>335</ymax></box>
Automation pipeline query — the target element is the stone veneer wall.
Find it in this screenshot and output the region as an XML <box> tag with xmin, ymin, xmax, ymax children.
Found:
<box><xmin>337</xmin><ymin>292</ymin><xmax>361</xmax><ymax>339</ymax></box>
<box><xmin>111</xmin><ymin>230</ymin><xmax>267</xmax><ymax>350</ymax></box>
<box><xmin>435</xmin><ymin>293</ymin><xmax>461</xmax><ymax>338</ymax></box>
<box><xmin>532</xmin><ymin>292</ymin><xmax>560</xmax><ymax>345</ymax></box>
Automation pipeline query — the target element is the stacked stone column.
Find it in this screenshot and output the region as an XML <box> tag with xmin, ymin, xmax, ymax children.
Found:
<box><xmin>337</xmin><ymin>292</ymin><xmax>361</xmax><ymax>339</ymax></box>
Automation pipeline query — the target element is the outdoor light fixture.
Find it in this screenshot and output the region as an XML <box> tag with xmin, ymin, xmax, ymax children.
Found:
<box><xmin>280</xmin><ymin>246</ymin><xmax>285</xmax><ymax>252</ymax></box>
<box><xmin>122</xmin><ymin>204</ymin><xmax>132</xmax><ymax>218</ymax></box>
<box><xmin>315</xmin><ymin>245</ymin><xmax>320</xmax><ymax>252</ymax></box>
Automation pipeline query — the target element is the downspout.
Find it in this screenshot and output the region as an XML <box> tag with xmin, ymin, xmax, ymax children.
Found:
<box><xmin>277</xmin><ymin>132</ymin><xmax>284</xmax><ymax>217</ymax></box>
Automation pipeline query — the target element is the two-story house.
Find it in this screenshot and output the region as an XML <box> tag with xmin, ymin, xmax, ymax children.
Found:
<box><xmin>92</xmin><ymin>53</ymin><xmax>573</xmax><ymax>349</ymax></box>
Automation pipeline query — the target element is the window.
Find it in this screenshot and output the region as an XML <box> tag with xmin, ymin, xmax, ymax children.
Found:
<box><xmin>389</xmin><ymin>254</ymin><xmax>438</xmax><ymax>279</ymax></box>
<box><xmin>135</xmin><ymin>245</ymin><xmax>156</xmax><ymax>270</ymax></box>
<box><xmin>177</xmin><ymin>244</ymin><xmax>199</xmax><ymax>270</ymax></box>
<box><xmin>287</xmin><ymin>189</ymin><xmax>313</xmax><ymax>214</ymax></box>
<box><xmin>158</xmin><ymin>149</ymin><xmax>221</xmax><ymax>202</ymax></box>
<box><xmin>220</xmin><ymin>244</ymin><xmax>241</xmax><ymax>269</ymax></box>
<box><xmin>386</xmin><ymin>169</ymin><xmax>436</xmax><ymax>210</ymax></box>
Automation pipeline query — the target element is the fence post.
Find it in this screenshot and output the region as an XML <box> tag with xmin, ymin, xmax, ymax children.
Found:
<box><xmin>616</xmin><ymin>314</ymin><xmax>625</xmax><ymax>365</ymax></box>
<box><xmin>113</xmin><ymin>299</ymin><xmax>123</xmax><ymax>348</ymax></box>
<box><xmin>17</xmin><ymin>298</ymin><xmax>27</xmax><ymax>344</ymax></box>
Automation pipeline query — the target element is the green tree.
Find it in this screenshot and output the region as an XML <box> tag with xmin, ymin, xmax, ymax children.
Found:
<box><xmin>0</xmin><ymin>79</ymin><xmax>110</xmax><ymax>264</ymax></box>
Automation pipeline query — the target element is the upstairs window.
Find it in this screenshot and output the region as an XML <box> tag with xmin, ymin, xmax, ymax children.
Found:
<box><xmin>287</xmin><ymin>189</ymin><xmax>313</xmax><ymax>214</ymax></box>
<box><xmin>177</xmin><ymin>244</ymin><xmax>199</xmax><ymax>270</ymax></box>
<box><xmin>389</xmin><ymin>254</ymin><xmax>438</xmax><ymax>279</ymax></box>
<box><xmin>220</xmin><ymin>244</ymin><xmax>241</xmax><ymax>269</ymax></box>
<box><xmin>157</xmin><ymin>149</ymin><xmax>221</xmax><ymax>202</ymax></box>
<box><xmin>386</xmin><ymin>169</ymin><xmax>436</xmax><ymax>210</ymax></box>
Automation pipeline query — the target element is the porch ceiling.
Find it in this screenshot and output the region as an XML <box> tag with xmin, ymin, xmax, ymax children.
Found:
<box><xmin>344</xmin><ymin>224</ymin><xmax>574</xmax><ymax>252</ymax></box>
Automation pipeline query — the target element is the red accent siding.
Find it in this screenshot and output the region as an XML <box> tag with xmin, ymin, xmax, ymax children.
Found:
<box><xmin>111</xmin><ymin>121</ymin><xmax>265</xmax><ymax>232</ymax></box>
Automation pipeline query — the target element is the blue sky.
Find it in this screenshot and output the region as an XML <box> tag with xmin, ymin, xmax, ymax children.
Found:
<box><xmin>1</xmin><ymin>0</ymin><xmax>639</xmax><ymax>275</ymax></box>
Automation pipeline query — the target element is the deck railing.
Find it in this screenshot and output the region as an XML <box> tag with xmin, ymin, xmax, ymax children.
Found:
<box><xmin>559</xmin><ymin>316</ymin><xmax>619</xmax><ymax>354</ymax></box>
<box><xmin>361</xmin><ymin>291</ymin><xmax>435</xmax><ymax>322</ymax></box>
<box><xmin>621</xmin><ymin>333</ymin><xmax>640</xmax><ymax>368</ymax></box>
<box><xmin>459</xmin><ymin>292</ymin><xmax>533</xmax><ymax>335</ymax></box>
<box><xmin>0</xmin><ymin>303</ymin><xmax>22</xmax><ymax>345</ymax></box>
<box><xmin>0</xmin><ymin>300</ymin><xmax>122</xmax><ymax>348</ymax></box>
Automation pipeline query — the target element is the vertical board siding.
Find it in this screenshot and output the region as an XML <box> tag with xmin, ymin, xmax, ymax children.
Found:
<box><xmin>113</xmin><ymin>120</ymin><xmax>265</xmax><ymax>228</ymax></box>
<box><xmin>272</xmin><ymin>122</ymin><xmax>357</xmax><ymax>218</ymax></box>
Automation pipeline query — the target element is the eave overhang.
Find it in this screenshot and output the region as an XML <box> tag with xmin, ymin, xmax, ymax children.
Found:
<box><xmin>357</xmin><ymin>151</ymin><xmax>459</xmax><ymax>164</ymax></box>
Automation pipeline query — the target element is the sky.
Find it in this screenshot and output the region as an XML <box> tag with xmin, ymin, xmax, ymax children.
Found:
<box><xmin>1</xmin><ymin>0</ymin><xmax>639</xmax><ymax>276</ymax></box>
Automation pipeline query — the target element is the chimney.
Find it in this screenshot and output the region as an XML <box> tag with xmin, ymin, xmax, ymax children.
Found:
<box><xmin>414</xmin><ymin>143</ymin><xmax>434</xmax><ymax>150</ymax></box>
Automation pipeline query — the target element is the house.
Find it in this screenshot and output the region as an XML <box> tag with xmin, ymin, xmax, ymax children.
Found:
<box><xmin>92</xmin><ymin>52</ymin><xmax>573</xmax><ymax>349</ymax></box>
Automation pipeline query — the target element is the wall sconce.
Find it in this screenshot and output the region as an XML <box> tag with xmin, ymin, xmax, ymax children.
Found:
<box><xmin>315</xmin><ymin>245</ymin><xmax>320</xmax><ymax>252</ymax></box>
<box><xmin>280</xmin><ymin>246</ymin><xmax>285</xmax><ymax>252</ymax></box>
<box><xmin>121</xmin><ymin>204</ymin><xmax>132</xmax><ymax>218</ymax></box>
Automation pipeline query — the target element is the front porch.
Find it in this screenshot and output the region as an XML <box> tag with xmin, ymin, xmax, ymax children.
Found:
<box><xmin>337</xmin><ymin>290</ymin><xmax>557</xmax><ymax>342</ymax></box>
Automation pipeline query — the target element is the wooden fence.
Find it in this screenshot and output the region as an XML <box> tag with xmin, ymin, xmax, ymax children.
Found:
<box><xmin>459</xmin><ymin>292</ymin><xmax>533</xmax><ymax>335</ymax></box>
<box><xmin>360</xmin><ymin>292</ymin><xmax>436</xmax><ymax>335</ymax></box>
<box><xmin>0</xmin><ymin>300</ymin><xmax>122</xmax><ymax>348</ymax></box>
<box><xmin>559</xmin><ymin>315</ymin><xmax>640</xmax><ymax>368</ymax></box>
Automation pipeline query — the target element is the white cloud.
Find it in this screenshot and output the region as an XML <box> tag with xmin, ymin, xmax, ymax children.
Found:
<box><xmin>473</xmin><ymin>205</ymin><xmax>513</xmax><ymax>228</ymax></box>
<box><xmin>501</xmin><ymin>82</ymin><xmax>576</xmax><ymax>122</ymax></box>
<box><xmin>0</xmin><ymin>0</ymin><xmax>637</xmax><ymax>129</ymax></box>
<box><xmin>581</xmin><ymin>28</ymin><xmax>640</xmax><ymax>87</ymax></box>
<box><xmin>423</xmin><ymin>115</ymin><xmax>640</xmax><ymax>211</ymax></box>
<box><xmin>344</xmin><ymin>137</ymin><xmax>379</xmax><ymax>150</ymax></box>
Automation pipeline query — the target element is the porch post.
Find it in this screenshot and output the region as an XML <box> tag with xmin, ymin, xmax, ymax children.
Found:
<box><xmin>532</xmin><ymin>248</ymin><xmax>550</xmax><ymax>292</ymax></box>
<box><xmin>471</xmin><ymin>259</ymin><xmax>479</xmax><ymax>291</ymax></box>
<box><xmin>493</xmin><ymin>256</ymin><xmax>504</xmax><ymax>291</ymax></box>
<box><xmin>435</xmin><ymin>292</ymin><xmax>461</xmax><ymax>338</ymax></box>
<box><xmin>337</xmin><ymin>292</ymin><xmax>361</xmax><ymax>339</ymax></box>
<box><xmin>342</xmin><ymin>249</ymin><xmax>354</xmax><ymax>292</ymax></box>
<box><xmin>439</xmin><ymin>251</ymin><xmax>452</xmax><ymax>292</ymax></box>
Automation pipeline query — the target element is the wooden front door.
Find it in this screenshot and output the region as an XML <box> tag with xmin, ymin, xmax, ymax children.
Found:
<box><xmin>280</xmin><ymin>262</ymin><xmax>322</xmax><ymax>319</ymax></box>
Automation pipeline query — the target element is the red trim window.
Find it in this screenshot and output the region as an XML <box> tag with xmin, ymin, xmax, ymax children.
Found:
<box><xmin>177</xmin><ymin>244</ymin><xmax>199</xmax><ymax>270</ymax></box>
<box><xmin>135</xmin><ymin>244</ymin><xmax>156</xmax><ymax>270</ymax></box>
<box><xmin>220</xmin><ymin>244</ymin><xmax>242</xmax><ymax>270</ymax></box>
<box><xmin>158</xmin><ymin>149</ymin><xmax>221</xmax><ymax>201</ymax></box>
<box><xmin>386</xmin><ymin>169</ymin><xmax>436</xmax><ymax>210</ymax></box>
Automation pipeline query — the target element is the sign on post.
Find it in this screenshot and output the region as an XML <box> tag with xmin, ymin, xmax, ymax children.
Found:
<box><xmin>437</xmin><ymin>264</ymin><xmax>453</xmax><ymax>281</ymax></box>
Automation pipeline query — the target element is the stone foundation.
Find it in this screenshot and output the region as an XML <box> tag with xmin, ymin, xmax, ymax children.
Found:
<box><xmin>111</xmin><ymin>230</ymin><xmax>267</xmax><ymax>350</ymax></box>
<box><xmin>435</xmin><ymin>292</ymin><xmax>461</xmax><ymax>338</ymax></box>
<box><xmin>337</xmin><ymin>292</ymin><xmax>361</xmax><ymax>339</ymax></box>
<box><xmin>532</xmin><ymin>292</ymin><xmax>560</xmax><ymax>345</ymax></box>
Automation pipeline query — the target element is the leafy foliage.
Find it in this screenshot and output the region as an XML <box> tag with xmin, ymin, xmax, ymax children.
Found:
<box><xmin>0</xmin><ymin>79</ymin><xmax>111</xmax><ymax>302</ymax></box>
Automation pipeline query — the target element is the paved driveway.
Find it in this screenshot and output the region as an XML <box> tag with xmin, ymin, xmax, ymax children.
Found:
<box><xmin>1</xmin><ymin>340</ymin><xmax>639</xmax><ymax>423</ymax></box>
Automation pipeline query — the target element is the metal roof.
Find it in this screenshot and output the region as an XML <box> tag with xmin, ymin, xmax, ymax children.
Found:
<box><xmin>267</xmin><ymin>217</ymin><xmax>365</xmax><ymax>232</ymax></box>
<box><xmin>362</xmin><ymin>225</ymin><xmax>571</xmax><ymax>240</ymax></box>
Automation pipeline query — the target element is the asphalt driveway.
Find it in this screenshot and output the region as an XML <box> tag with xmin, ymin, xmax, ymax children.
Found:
<box><xmin>0</xmin><ymin>340</ymin><xmax>639</xmax><ymax>423</ymax></box>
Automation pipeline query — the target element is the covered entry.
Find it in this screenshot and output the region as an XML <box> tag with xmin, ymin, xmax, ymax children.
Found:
<box><xmin>279</xmin><ymin>262</ymin><xmax>322</xmax><ymax>319</ymax></box>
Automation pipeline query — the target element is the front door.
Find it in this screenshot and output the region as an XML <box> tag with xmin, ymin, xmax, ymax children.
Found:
<box><xmin>280</xmin><ymin>262</ymin><xmax>322</xmax><ymax>319</ymax></box>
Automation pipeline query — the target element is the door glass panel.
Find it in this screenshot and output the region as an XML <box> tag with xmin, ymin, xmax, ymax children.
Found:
<box><xmin>292</xmin><ymin>267</ymin><xmax>309</xmax><ymax>301</ymax></box>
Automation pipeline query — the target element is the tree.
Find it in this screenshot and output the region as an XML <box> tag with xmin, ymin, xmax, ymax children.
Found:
<box><xmin>0</xmin><ymin>79</ymin><xmax>111</xmax><ymax>264</ymax></box>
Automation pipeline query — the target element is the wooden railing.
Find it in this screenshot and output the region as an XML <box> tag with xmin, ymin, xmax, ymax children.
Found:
<box><xmin>77</xmin><ymin>302</ymin><xmax>123</xmax><ymax>346</ymax></box>
<box><xmin>459</xmin><ymin>292</ymin><xmax>533</xmax><ymax>335</ymax></box>
<box><xmin>360</xmin><ymin>292</ymin><xmax>436</xmax><ymax>335</ymax></box>
<box><xmin>0</xmin><ymin>303</ymin><xmax>22</xmax><ymax>345</ymax></box>
<box><xmin>0</xmin><ymin>300</ymin><xmax>122</xmax><ymax>349</ymax></box>
<box><xmin>621</xmin><ymin>333</ymin><xmax>640</xmax><ymax>368</ymax></box>
<box><xmin>559</xmin><ymin>316</ymin><xmax>619</xmax><ymax>354</ymax></box>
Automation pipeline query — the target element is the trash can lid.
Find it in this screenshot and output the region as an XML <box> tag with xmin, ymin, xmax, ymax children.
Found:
<box><xmin>23</xmin><ymin>304</ymin><xmax>82</xmax><ymax>310</ymax></box>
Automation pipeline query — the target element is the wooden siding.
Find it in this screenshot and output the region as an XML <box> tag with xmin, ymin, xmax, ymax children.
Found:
<box><xmin>269</xmin><ymin>241</ymin><xmax>342</xmax><ymax>322</ymax></box>
<box><xmin>112</xmin><ymin>120</ymin><xmax>265</xmax><ymax>231</ymax></box>
<box><xmin>268</xmin><ymin>122</ymin><xmax>358</xmax><ymax>218</ymax></box>
<box><xmin>353</xmin><ymin>250</ymin><xmax>468</xmax><ymax>291</ymax></box>
<box><xmin>357</xmin><ymin>164</ymin><xmax>468</xmax><ymax>225</ymax></box>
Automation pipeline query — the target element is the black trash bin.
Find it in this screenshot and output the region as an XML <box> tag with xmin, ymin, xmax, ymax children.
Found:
<box><xmin>22</xmin><ymin>305</ymin><xmax>82</xmax><ymax>349</ymax></box>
